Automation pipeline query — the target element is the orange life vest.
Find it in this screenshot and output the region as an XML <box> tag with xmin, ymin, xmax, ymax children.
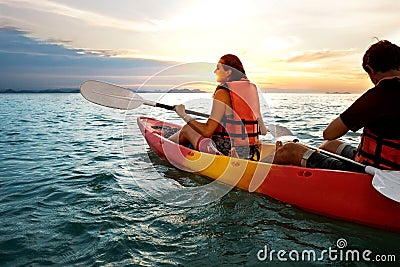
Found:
<box><xmin>213</xmin><ymin>80</ymin><xmax>261</xmax><ymax>147</ymax></box>
<box><xmin>354</xmin><ymin>128</ymin><xmax>400</xmax><ymax>170</ymax></box>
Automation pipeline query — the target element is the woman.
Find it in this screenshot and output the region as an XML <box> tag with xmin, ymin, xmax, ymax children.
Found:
<box><xmin>169</xmin><ymin>54</ymin><xmax>267</xmax><ymax>160</ymax></box>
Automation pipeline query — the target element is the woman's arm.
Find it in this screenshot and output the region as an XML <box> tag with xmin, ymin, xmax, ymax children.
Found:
<box><xmin>175</xmin><ymin>89</ymin><xmax>230</xmax><ymax>137</ymax></box>
<box><xmin>259</xmin><ymin>116</ymin><xmax>267</xmax><ymax>135</ymax></box>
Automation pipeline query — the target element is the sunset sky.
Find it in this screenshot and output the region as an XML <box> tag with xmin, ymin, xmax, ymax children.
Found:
<box><xmin>1</xmin><ymin>0</ymin><xmax>399</xmax><ymax>92</ymax></box>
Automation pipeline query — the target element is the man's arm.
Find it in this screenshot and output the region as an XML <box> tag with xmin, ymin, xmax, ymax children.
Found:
<box><xmin>323</xmin><ymin>116</ymin><xmax>349</xmax><ymax>140</ymax></box>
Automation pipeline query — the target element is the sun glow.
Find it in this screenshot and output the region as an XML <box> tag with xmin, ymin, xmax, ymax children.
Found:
<box><xmin>1</xmin><ymin>0</ymin><xmax>399</xmax><ymax>92</ymax></box>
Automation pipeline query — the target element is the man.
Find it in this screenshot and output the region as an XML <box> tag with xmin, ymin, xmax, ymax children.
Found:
<box><xmin>273</xmin><ymin>40</ymin><xmax>400</xmax><ymax>171</ymax></box>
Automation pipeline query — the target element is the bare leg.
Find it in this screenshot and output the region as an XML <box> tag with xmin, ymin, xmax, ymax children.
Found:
<box><xmin>168</xmin><ymin>124</ymin><xmax>202</xmax><ymax>148</ymax></box>
<box><xmin>319</xmin><ymin>140</ymin><xmax>345</xmax><ymax>154</ymax></box>
<box><xmin>273</xmin><ymin>141</ymin><xmax>309</xmax><ymax>166</ymax></box>
<box><xmin>168</xmin><ymin>129</ymin><xmax>184</xmax><ymax>144</ymax></box>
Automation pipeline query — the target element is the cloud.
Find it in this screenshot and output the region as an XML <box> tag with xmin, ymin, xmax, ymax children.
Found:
<box><xmin>1</xmin><ymin>0</ymin><xmax>399</xmax><ymax>92</ymax></box>
<box><xmin>283</xmin><ymin>49</ymin><xmax>356</xmax><ymax>63</ymax></box>
<box><xmin>0</xmin><ymin>0</ymin><xmax>158</xmax><ymax>32</ymax></box>
<box><xmin>0</xmin><ymin>0</ymin><xmax>216</xmax><ymax>33</ymax></box>
<box><xmin>80</xmin><ymin>49</ymin><xmax>141</xmax><ymax>58</ymax></box>
<box><xmin>0</xmin><ymin>28</ymin><xmax>174</xmax><ymax>89</ymax></box>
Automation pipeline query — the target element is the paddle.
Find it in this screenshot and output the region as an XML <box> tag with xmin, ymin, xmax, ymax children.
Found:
<box><xmin>80</xmin><ymin>80</ymin><xmax>282</xmax><ymax>134</ymax></box>
<box><xmin>80</xmin><ymin>80</ymin><xmax>400</xmax><ymax>202</ymax></box>
<box><xmin>80</xmin><ymin>80</ymin><xmax>209</xmax><ymax>118</ymax></box>
<box><xmin>272</xmin><ymin>126</ymin><xmax>400</xmax><ymax>203</ymax></box>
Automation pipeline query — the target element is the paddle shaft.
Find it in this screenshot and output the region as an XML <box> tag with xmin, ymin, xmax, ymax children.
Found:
<box><xmin>275</xmin><ymin>126</ymin><xmax>400</xmax><ymax>203</ymax></box>
<box><xmin>298</xmin><ymin>141</ymin><xmax>366</xmax><ymax>169</ymax></box>
<box><xmin>272</xmin><ymin>126</ymin><xmax>366</xmax><ymax>169</ymax></box>
<box><xmin>307</xmin><ymin>141</ymin><xmax>400</xmax><ymax>203</ymax></box>
<box><xmin>80</xmin><ymin>80</ymin><xmax>209</xmax><ymax>118</ymax></box>
<box><xmin>142</xmin><ymin>101</ymin><xmax>209</xmax><ymax>118</ymax></box>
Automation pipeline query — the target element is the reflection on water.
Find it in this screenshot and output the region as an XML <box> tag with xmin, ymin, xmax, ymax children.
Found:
<box><xmin>2</xmin><ymin>92</ymin><xmax>398</xmax><ymax>267</ymax></box>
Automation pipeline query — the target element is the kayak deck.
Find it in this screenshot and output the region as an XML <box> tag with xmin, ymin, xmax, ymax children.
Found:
<box><xmin>138</xmin><ymin>116</ymin><xmax>400</xmax><ymax>233</ymax></box>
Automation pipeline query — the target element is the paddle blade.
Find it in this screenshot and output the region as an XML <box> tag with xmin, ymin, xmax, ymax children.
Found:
<box><xmin>367</xmin><ymin>166</ymin><xmax>400</xmax><ymax>203</ymax></box>
<box><xmin>268</xmin><ymin>124</ymin><xmax>294</xmax><ymax>138</ymax></box>
<box><xmin>80</xmin><ymin>80</ymin><xmax>145</xmax><ymax>110</ymax></box>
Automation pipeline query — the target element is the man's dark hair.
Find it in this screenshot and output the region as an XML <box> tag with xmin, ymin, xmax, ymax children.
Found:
<box><xmin>362</xmin><ymin>40</ymin><xmax>400</xmax><ymax>73</ymax></box>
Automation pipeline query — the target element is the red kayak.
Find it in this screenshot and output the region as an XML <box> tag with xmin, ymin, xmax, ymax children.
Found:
<box><xmin>138</xmin><ymin>116</ymin><xmax>400</xmax><ymax>232</ymax></box>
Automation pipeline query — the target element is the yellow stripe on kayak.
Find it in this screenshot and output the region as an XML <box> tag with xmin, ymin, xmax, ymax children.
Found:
<box><xmin>182</xmin><ymin>148</ymin><xmax>273</xmax><ymax>192</ymax></box>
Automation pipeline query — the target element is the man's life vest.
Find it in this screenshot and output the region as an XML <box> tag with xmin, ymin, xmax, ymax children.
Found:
<box><xmin>355</xmin><ymin>128</ymin><xmax>400</xmax><ymax>170</ymax></box>
<box><xmin>213</xmin><ymin>80</ymin><xmax>261</xmax><ymax>147</ymax></box>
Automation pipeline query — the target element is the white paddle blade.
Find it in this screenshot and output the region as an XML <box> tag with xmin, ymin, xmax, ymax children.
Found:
<box><xmin>268</xmin><ymin>124</ymin><xmax>294</xmax><ymax>138</ymax></box>
<box><xmin>80</xmin><ymin>80</ymin><xmax>145</xmax><ymax>110</ymax></box>
<box><xmin>367</xmin><ymin>166</ymin><xmax>400</xmax><ymax>203</ymax></box>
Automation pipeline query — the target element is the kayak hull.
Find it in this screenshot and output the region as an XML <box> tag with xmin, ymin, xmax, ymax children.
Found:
<box><xmin>138</xmin><ymin>116</ymin><xmax>400</xmax><ymax>232</ymax></box>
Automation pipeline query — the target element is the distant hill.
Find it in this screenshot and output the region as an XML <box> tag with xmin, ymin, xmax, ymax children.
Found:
<box><xmin>0</xmin><ymin>88</ymin><xmax>207</xmax><ymax>93</ymax></box>
<box><xmin>325</xmin><ymin>91</ymin><xmax>351</xmax><ymax>94</ymax></box>
<box><xmin>0</xmin><ymin>88</ymin><xmax>80</xmax><ymax>93</ymax></box>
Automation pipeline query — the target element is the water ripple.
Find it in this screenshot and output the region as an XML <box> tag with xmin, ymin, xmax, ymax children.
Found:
<box><xmin>1</xmin><ymin>93</ymin><xmax>399</xmax><ymax>266</ymax></box>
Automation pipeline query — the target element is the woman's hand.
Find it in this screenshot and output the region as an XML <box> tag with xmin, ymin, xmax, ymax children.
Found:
<box><xmin>174</xmin><ymin>104</ymin><xmax>187</xmax><ymax>119</ymax></box>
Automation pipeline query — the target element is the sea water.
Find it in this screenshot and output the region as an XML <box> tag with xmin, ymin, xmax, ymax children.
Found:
<box><xmin>0</xmin><ymin>93</ymin><xmax>399</xmax><ymax>266</ymax></box>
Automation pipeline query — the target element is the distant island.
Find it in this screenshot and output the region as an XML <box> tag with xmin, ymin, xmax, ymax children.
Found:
<box><xmin>0</xmin><ymin>88</ymin><xmax>207</xmax><ymax>93</ymax></box>
<box><xmin>0</xmin><ymin>88</ymin><xmax>80</xmax><ymax>93</ymax></box>
<box><xmin>2</xmin><ymin>88</ymin><xmax>355</xmax><ymax>94</ymax></box>
<box><xmin>325</xmin><ymin>91</ymin><xmax>352</xmax><ymax>94</ymax></box>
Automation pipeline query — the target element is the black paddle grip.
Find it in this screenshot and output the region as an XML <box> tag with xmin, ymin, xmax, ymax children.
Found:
<box><xmin>155</xmin><ymin>102</ymin><xmax>208</xmax><ymax>118</ymax></box>
<box><xmin>155</xmin><ymin>103</ymin><xmax>175</xmax><ymax>110</ymax></box>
